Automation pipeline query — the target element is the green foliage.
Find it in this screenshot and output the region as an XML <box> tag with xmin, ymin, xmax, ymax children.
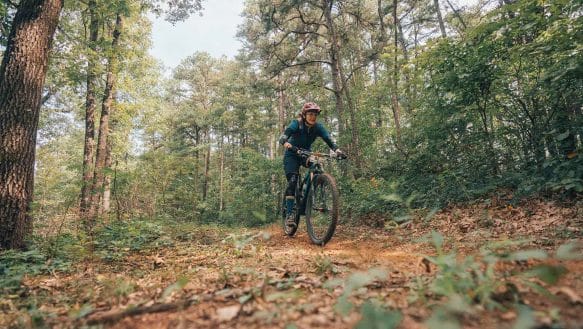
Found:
<box><xmin>222</xmin><ymin>231</ymin><xmax>271</xmax><ymax>257</ymax></box>
<box><xmin>324</xmin><ymin>267</ymin><xmax>388</xmax><ymax>316</ymax></box>
<box><xmin>366</xmin><ymin>0</ymin><xmax>583</xmax><ymax>207</ymax></box>
<box><xmin>0</xmin><ymin>0</ymin><xmax>15</xmax><ymax>47</ymax></box>
<box><xmin>42</xmin><ymin>232</ymin><xmax>87</xmax><ymax>261</ymax></box>
<box><xmin>356</xmin><ymin>301</ymin><xmax>402</xmax><ymax>329</ymax></box>
<box><xmin>29</xmin><ymin>0</ymin><xmax>581</xmax><ymax>251</ymax></box>
<box><xmin>542</xmin><ymin>154</ymin><xmax>583</xmax><ymax>195</ymax></box>
<box><xmin>342</xmin><ymin>178</ymin><xmax>402</xmax><ymax>216</ymax></box>
<box><xmin>0</xmin><ymin>249</ymin><xmax>71</xmax><ymax>293</ymax></box>
<box><xmin>513</xmin><ymin>305</ymin><xmax>537</xmax><ymax>329</ymax></box>
<box><xmin>93</xmin><ymin>220</ymin><xmax>164</xmax><ymax>262</ymax></box>
<box><xmin>312</xmin><ymin>254</ymin><xmax>338</xmax><ymax>276</ymax></box>
<box><xmin>414</xmin><ymin>232</ymin><xmax>573</xmax><ymax>326</ymax></box>
<box><xmin>218</xmin><ymin>149</ymin><xmax>281</xmax><ymax>226</ymax></box>
<box><xmin>161</xmin><ymin>277</ymin><xmax>189</xmax><ymax>299</ymax></box>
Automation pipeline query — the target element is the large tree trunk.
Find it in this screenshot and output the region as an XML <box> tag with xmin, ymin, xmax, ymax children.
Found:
<box><xmin>88</xmin><ymin>13</ymin><xmax>123</xmax><ymax>225</ymax></box>
<box><xmin>0</xmin><ymin>0</ymin><xmax>63</xmax><ymax>250</ymax></box>
<box><xmin>80</xmin><ymin>0</ymin><xmax>99</xmax><ymax>220</ymax></box>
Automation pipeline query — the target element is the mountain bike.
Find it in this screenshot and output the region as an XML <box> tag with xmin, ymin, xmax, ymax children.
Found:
<box><xmin>281</xmin><ymin>147</ymin><xmax>347</xmax><ymax>246</ymax></box>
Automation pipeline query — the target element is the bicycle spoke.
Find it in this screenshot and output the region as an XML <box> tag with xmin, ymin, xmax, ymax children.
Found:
<box><xmin>306</xmin><ymin>175</ymin><xmax>337</xmax><ymax>244</ymax></box>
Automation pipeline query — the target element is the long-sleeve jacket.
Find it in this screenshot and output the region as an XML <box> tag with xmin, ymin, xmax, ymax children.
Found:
<box><xmin>279</xmin><ymin>119</ymin><xmax>337</xmax><ymax>152</ymax></box>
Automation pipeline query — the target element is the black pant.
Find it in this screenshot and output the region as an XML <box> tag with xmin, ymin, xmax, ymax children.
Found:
<box><xmin>285</xmin><ymin>172</ymin><xmax>298</xmax><ymax>197</ymax></box>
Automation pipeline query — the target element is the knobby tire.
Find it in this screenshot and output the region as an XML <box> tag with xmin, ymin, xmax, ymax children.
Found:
<box><xmin>305</xmin><ymin>173</ymin><xmax>339</xmax><ymax>246</ymax></box>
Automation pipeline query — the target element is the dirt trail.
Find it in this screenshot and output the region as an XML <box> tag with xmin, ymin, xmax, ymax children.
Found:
<box><xmin>100</xmin><ymin>216</ymin><xmax>581</xmax><ymax>329</ymax></box>
<box><xmin>107</xmin><ymin>224</ymin><xmax>429</xmax><ymax>329</ymax></box>
<box><xmin>7</xmin><ymin>200</ymin><xmax>580</xmax><ymax>329</ymax></box>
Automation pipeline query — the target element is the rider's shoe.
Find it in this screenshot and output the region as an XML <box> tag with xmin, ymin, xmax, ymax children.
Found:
<box><xmin>285</xmin><ymin>214</ymin><xmax>297</xmax><ymax>229</ymax></box>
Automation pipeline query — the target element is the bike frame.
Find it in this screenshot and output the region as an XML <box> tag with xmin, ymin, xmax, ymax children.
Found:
<box><xmin>282</xmin><ymin>146</ymin><xmax>346</xmax><ymax>244</ymax></box>
<box><xmin>294</xmin><ymin>152</ymin><xmax>328</xmax><ymax>216</ymax></box>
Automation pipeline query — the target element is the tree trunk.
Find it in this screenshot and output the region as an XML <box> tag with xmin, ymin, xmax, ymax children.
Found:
<box><xmin>80</xmin><ymin>0</ymin><xmax>99</xmax><ymax>220</ymax></box>
<box><xmin>277</xmin><ymin>83</ymin><xmax>286</xmax><ymax>154</ymax></box>
<box><xmin>342</xmin><ymin>76</ymin><xmax>362</xmax><ymax>170</ymax></box>
<box><xmin>102</xmin><ymin>133</ymin><xmax>113</xmax><ymax>215</ymax></box>
<box><xmin>219</xmin><ymin>143</ymin><xmax>224</xmax><ymax>212</ymax></box>
<box><xmin>433</xmin><ymin>0</ymin><xmax>447</xmax><ymax>38</ymax></box>
<box><xmin>375</xmin><ymin>0</ymin><xmax>386</xmax><ymax>128</ymax></box>
<box><xmin>269</xmin><ymin>133</ymin><xmax>275</xmax><ymax>160</ymax></box>
<box><xmin>88</xmin><ymin>13</ymin><xmax>123</xmax><ymax>225</ymax></box>
<box><xmin>323</xmin><ymin>0</ymin><xmax>345</xmax><ymax>136</ymax></box>
<box><xmin>202</xmin><ymin>132</ymin><xmax>210</xmax><ymax>201</ymax></box>
<box><xmin>391</xmin><ymin>0</ymin><xmax>402</xmax><ymax>147</ymax></box>
<box><xmin>377</xmin><ymin>0</ymin><xmax>388</xmax><ymax>43</ymax></box>
<box><xmin>478</xmin><ymin>101</ymin><xmax>498</xmax><ymax>175</ymax></box>
<box><xmin>0</xmin><ymin>0</ymin><xmax>63</xmax><ymax>250</ymax></box>
<box><xmin>193</xmin><ymin>126</ymin><xmax>200</xmax><ymax>201</ymax></box>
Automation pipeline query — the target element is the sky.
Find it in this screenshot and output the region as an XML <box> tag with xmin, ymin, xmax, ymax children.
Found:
<box><xmin>149</xmin><ymin>0</ymin><xmax>481</xmax><ymax>70</ymax></box>
<box><xmin>149</xmin><ymin>0</ymin><xmax>245</xmax><ymax>69</ymax></box>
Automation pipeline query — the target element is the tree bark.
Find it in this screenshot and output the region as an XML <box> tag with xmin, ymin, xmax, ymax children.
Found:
<box><xmin>202</xmin><ymin>132</ymin><xmax>210</xmax><ymax>201</ymax></box>
<box><xmin>88</xmin><ymin>13</ymin><xmax>123</xmax><ymax>224</ymax></box>
<box><xmin>377</xmin><ymin>0</ymin><xmax>388</xmax><ymax>43</ymax></box>
<box><xmin>80</xmin><ymin>0</ymin><xmax>99</xmax><ymax>220</ymax></box>
<box><xmin>102</xmin><ymin>132</ymin><xmax>113</xmax><ymax>214</ymax></box>
<box><xmin>391</xmin><ymin>0</ymin><xmax>402</xmax><ymax>147</ymax></box>
<box><xmin>277</xmin><ymin>81</ymin><xmax>286</xmax><ymax>154</ymax></box>
<box><xmin>0</xmin><ymin>0</ymin><xmax>63</xmax><ymax>250</ymax></box>
<box><xmin>219</xmin><ymin>142</ymin><xmax>224</xmax><ymax>212</ymax></box>
<box><xmin>323</xmin><ymin>0</ymin><xmax>345</xmax><ymax>136</ymax></box>
<box><xmin>433</xmin><ymin>0</ymin><xmax>447</xmax><ymax>38</ymax></box>
<box><xmin>342</xmin><ymin>76</ymin><xmax>362</xmax><ymax>170</ymax></box>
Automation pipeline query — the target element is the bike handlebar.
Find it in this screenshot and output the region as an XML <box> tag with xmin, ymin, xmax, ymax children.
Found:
<box><xmin>289</xmin><ymin>146</ymin><xmax>348</xmax><ymax>160</ymax></box>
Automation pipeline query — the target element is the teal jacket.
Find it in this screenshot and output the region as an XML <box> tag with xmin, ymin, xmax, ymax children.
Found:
<box><xmin>279</xmin><ymin>119</ymin><xmax>337</xmax><ymax>153</ymax></box>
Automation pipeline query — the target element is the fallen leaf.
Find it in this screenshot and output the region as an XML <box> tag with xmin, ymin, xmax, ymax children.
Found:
<box><xmin>554</xmin><ymin>287</ymin><xmax>582</xmax><ymax>304</ymax></box>
<box><xmin>216</xmin><ymin>304</ymin><xmax>241</xmax><ymax>322</ymax></box>
<box><xmin>310</xmin><ymin>314</ymin><xmax>329</xmax><ymax>325</ymax></box>
<box><xmin>500</xmin><ymin>311</ymin><xmax>517</xmax><ymax>320</ymax></box>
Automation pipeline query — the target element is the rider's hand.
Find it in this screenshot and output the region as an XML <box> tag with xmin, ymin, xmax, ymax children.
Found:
<box><xmin>284</xmin><ymin>142</ymin><xmax>292</xmax><ymax>149</ymax></box>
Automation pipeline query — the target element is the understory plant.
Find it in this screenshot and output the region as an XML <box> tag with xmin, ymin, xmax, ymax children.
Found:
<box><xmin>412</xmin><ymin>232</ymin><xmax>581</xmax><ymax>327</ymax></box>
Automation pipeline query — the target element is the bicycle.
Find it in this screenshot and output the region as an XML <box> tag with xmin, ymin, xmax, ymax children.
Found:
<box><xmin>281</xmin><ymin>146</ymin><xmax>347</xmax><ymax>246</ymax></box>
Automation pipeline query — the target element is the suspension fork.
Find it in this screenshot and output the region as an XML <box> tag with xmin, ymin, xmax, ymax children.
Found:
<box><xmin>297</xmin><ymin>171</ymin><xmax>312</xmax><ymax>214</ymax></box>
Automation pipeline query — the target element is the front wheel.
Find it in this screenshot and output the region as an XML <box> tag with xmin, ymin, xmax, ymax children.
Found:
<box><xmin>305</xmin><ymin>173</ymin><xmax>339</xmax><ymax>246</ymax></box>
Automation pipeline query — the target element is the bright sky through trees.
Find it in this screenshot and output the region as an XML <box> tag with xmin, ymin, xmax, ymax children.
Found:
<box><xmin>149</xmin><ymin>0</ymin><xmax>245</xmax><ymax>69</ymax></box>
<box><xmin>148</xmin><ymin>0</ymin><xmax>481</xmax><ymax>69</ymax></box>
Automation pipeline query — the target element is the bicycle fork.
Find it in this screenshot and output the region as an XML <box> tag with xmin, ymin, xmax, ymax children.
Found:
<box><xmin>297</xmin><ymin>172</ymin><xmax>314</xmax><ymax>215</ymax></box>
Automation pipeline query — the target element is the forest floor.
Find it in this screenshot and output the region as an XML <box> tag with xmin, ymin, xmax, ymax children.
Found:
<box><xmin>1</xmin><ymin>199</ymin><xmax>582</xmax><ymax>329</ymax></box>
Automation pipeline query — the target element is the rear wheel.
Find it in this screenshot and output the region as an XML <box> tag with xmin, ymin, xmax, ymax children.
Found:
<box><xmin>305</xmin><ymin>173</ymin><xmax>339</xmax><ymax>246</ymax></box>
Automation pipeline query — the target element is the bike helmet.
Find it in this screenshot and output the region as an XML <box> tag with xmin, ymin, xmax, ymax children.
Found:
<box><xmin>301</xmin><ymin>102</ymin><xmax>322</xmax><ymax>116</ymax></box>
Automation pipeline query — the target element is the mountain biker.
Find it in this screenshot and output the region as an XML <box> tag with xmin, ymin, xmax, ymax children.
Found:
<box><xmin>279</xmin><ymin>102</ymin><xmax>344</xmax><ymax>229</ymax></box>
